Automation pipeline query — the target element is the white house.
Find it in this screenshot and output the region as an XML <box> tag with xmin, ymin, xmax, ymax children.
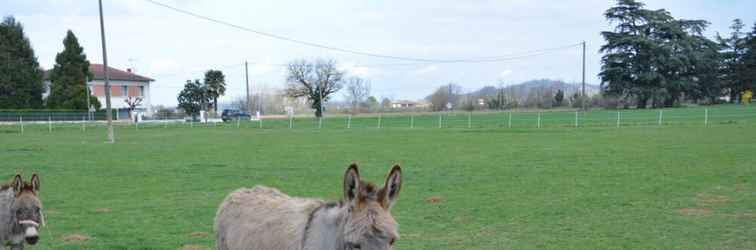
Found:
<box><xmin>44</xmin><ymin>64</ymin><xmax>155</xmax><ymax>118</ymax></box>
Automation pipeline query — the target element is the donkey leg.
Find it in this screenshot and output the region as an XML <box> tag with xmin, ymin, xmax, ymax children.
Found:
<box><xmin>9</xmin><ymin>243</ymin><xmax>24</xmax><ymax>250</ymax></box>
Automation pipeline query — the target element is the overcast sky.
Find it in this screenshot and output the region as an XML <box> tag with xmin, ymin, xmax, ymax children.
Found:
<box><xmin>5</xmin><ymin>0</ymin><xmax>755</xmax><ymax>106</ymax></box>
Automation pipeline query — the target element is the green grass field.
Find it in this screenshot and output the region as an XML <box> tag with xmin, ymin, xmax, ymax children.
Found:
<box><xmin>1</xmin><ymin>105</ymin><xmax>755</xmax><ymax>249</ymax></box>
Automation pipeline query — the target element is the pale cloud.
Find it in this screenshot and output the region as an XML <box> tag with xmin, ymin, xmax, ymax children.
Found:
<box><xmin>250</xmin><ymin>63</ymin><xmax>275</xmax><ymax>76</ymax></box>
<box><xmin>413</xmin><ymin>65</ymin><xmax>438</xmax><ymax>75</ymax></box>
<box><xmin>499</xmin><ymin>69</ymin><xmax>513</xmax><ymax>78</ymax></box>
<box><xmin>149</xmin><ymin>58</ymin><xmax>182</xmax><ymax>74</ymax></box>
<box><xmin>339</xmin><ymin>63</ymin><xmax>371</xmax><ymax>77</ymax></box>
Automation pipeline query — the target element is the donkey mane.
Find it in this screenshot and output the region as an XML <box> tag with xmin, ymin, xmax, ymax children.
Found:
<box><xmin>301</xmin><ymin>181</ymin><xmax>380</xmax><ymax>247</ymax></box>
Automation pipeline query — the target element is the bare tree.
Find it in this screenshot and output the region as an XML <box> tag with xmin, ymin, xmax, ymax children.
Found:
<box><xmin>285</xmin><ymin>59</ymin><xmax>344</xmax><ymax>117</ymax></box>
<box><xmin>124</xmin><ymin>96</ymin><xmax>143</xmax><ymax>121</ymax></box>
<box><xmin>343</xmin><ymin>77</ymin><xmax>371</xmax><ymax>114</ymax></box>
<box><xmin>426</xmin><ymin>83</ymin><xmax>463</xmax><ymax>111</ymax></box>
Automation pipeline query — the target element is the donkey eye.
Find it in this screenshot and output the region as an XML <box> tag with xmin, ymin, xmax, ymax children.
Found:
<box><xmin>390</xmin><ymin>238</ymin><xmax>396</xmax><ymax>245</ymax></box>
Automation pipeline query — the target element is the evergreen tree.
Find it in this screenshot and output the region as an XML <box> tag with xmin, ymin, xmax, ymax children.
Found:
<box><xmin>600</xmin><ymin>0</ymin><xmax>719</xmax><ymax>108</ymax></box>
<box><xmin>736</xmin><ymin>23</ymin><xmax>756</xmax><ymax>96</ymax></box>
<box><xmin>599</xmin><ymin>0</ymin><xmax>664</xmax><ymax>108</ymax></box>
<box><xmin>717</xmin><ymin>19</ymin><xmax>747</xmax><ymax>102</ymax></box>
<box><xmin>554</xmin><ymin>89</ymin><xmax>565</xmax><ymax>107</ymax></box>
<box><xmin>177</xmin><ymin>79</ymin><xmax>209</xmax><ymax>120</ymax></box>
<box><xmin>47</xmin><ymin>30</ymin><xmax>92</xmax><ymax>109</ymax></box>
<box><xmin>0</xmin><ymin>16</ymin><xmax>44</xmax><ymax>108</ymax></box>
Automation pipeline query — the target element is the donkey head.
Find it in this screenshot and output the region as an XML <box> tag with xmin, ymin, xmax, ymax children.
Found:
<box><xmin>10</xmin><ymin>174</ymin><xmax>43</xmax><ymax>245</ymax></box>
<box><xmin>341</xmin><ymin>164</ymin><xmax>402</xmax><ymax>250</ymax></box>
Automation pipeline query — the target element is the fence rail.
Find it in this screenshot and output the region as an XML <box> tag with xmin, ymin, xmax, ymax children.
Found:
<box><xmin>1</xmin><ymin>106</ymin><xmax>755</xmax><ymax>133</ymax></box>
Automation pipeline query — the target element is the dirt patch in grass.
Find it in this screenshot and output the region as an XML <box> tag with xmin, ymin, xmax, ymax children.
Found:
<box><xmin>696</xmin><ymin>193</ymin><xmax>731</xmax><ymax>206</ymax></box>
<box><xmin>678</xmin><ymin>208</ymin><xmax>712</xmax><ymax>216</ymax></box>
<box><xmin>425</xmin><ymin>196</ymin><xmax>444</xmax><ymax>204</ymax></box>
<box><xmin>734</xmin><ymin>183</ymin><xmax>746</xmax><ymax>192</ymax></box>
<box><xmin>95</xmin><ymin>208</ymin><xmax>112</xmax><ymax>213</ymax></box>
<box><xmin>62</xmin><ymin>234</ymin><xmax>91</xmax><ymax>242</ymax></box>
<box><xmin>725</xmin><ymin>212</ymin><xmax>756</xmax><ymax>219</ymax></box>
<box><xmin>180</xmin><ymin>244</ymin><xmax>210</xmax><ymax>250</ymax></box>
<box><xmin>189</xmin><ymin>231</ymin><xmax>209</xmax><ymax>238</ymax></box>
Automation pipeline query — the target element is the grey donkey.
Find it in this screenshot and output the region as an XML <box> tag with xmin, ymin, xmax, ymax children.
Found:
<box><xmin>215</xmin><ymin>163</ymin><xmax>403</xmax><ymax>250</ymax></box>
<box><xmin>1</xmin><ymin>174</ymin><xmax>43</xmax><ymax>250</ymax></box>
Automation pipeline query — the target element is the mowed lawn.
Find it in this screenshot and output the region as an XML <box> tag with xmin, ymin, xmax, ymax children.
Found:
<box><xmin>1</xmin><ymin>120</ymin><xmax>755</xmax><ymax>249</ymax></box>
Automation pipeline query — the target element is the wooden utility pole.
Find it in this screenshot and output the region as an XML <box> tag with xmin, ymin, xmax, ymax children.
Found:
<box><xmin>245</xmin><ymin>61</ymin><xmax>251</xmax><ymax>113</ymax></box>
<box><xmin>98</xmin><ymin>0</ymin><xmax>114</xmax><ymax>143</ymax></box>
<box><xmin>581</xmin><ymin>41</ymin><xmax>586</xmax><ymax>110</ymax></box>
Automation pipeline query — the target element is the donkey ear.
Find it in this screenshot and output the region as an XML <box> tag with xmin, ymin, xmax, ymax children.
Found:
<box><xmin>343</xmin><ymin>163</ymin><xmax>361</xmax><ymax>203</ymax></box>
<box><xmin>31</xmin><ymin>173</ymin><xmax>40</xmax><ymax>192</ymax></box>
<box><xmin>12</xmin><ymin>174</ymin><xmax>23</xmax><ymax>195</ymax></box>
<box><xmin>381</xmin><ymin>165</ymin><xmax>402</xmax><ymax>209</ymax></box>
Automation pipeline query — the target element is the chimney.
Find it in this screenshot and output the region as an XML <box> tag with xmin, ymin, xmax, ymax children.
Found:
<box><xmin>127</xmin><ymin>68</ymin><xmax>132</xmax><ymax>73</ymax></box>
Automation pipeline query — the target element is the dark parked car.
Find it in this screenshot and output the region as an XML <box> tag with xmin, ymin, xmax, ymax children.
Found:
<box><xmin>221</xmin><ymin>109</ymin><xmax>251</xmax><ymax>122</ymax></box>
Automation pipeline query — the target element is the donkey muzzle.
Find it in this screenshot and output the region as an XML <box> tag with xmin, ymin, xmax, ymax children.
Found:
<box><xmin>19</xmin><ymin>220</ymin><xmax>40</xmax><ymax>245</ymax></box>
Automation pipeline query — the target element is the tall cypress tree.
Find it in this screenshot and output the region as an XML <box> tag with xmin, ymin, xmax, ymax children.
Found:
<box><xmin>738</xmin><ymin>23</ymin><xmax>756</xmax><ymax>95</ymax></box>
<box><xmin>47</xmin><ymin>30</ymin><xmax>92</xmax><ymax>109</ymax></box>
<box><xmin>717</xmin><ymin>19</ymin><xmax>747</xmax><ymax>103</ymax></box>
<box><xmin>0</xmin><ymin>16</ymin><xmax>44</xmax><ymax>108</ymax></box>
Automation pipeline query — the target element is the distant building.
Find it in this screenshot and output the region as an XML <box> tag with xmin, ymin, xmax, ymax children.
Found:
<box><xmin>477</xmin><ymin>98</ymin><xmax>486</xmax><ymax>106</ymax></box>
<box><xmin>391</xmin><ymin>100</ymin><xmax>416</xmax><ymax>109</ymax></box>
<box><xmin>391</xmin><ymin>100</ymin><xmax>431</xmax><ymax>110</ymax></box>
<box><xmin>44</xmin><ymin>64</ymin><xmax>154</xmax><ymax>118</ymax></box>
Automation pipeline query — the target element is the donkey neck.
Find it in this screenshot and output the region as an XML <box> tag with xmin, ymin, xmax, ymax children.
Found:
<box><xmin>302</xmin><ymin>201</ymin><xmax>349</xmax><ymax>250</ymax></box>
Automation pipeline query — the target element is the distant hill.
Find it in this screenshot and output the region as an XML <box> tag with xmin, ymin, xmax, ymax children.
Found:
<box><xmin>471</xmin><ymin>79</ymin><xmax>600</xmax><ymax>97</ymax></box>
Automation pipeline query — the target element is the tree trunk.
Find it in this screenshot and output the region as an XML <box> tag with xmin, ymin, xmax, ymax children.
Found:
<box><xmin>214</xmin><ymin>97</ymin><xmax>218</xmax><ymax>112</ymax></box>
<box><xmin>315</xmin><ymin>107</ymin><xmax>322</xmax><ymax>118</ymax></box>
<box><xmin>636</xmin><ymin>96</ymin><xmax>648</xmax><ymax>109</ymax></box>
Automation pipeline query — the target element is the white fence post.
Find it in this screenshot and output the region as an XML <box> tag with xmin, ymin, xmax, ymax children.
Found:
<box><xmin>259</xmin><ymin>118</ymin><xmax>263</xmax><ymax>128</ymax></box>
<box><xmin>290</xmin><ymin>116</ymin><xmax>294</xmax><ymax>129</ymax></box>
<box><xmin>438</xmin><ymin>114</ymin><xmax>442</xmax><ymax>128</ymax></box>
<box><xmin>467</xmin><ymin>112</ymin><xmax>472</xmax><ymax>129</ymax></box>
<box><xmin>347</xmin><ymin>115</ymin><xmax>351</xmax><ymax>129</ymax></box>
<box><xmin>190</xmin><ymin>119</ymin><xmax>194</xmax><ymax>128</ymax></box>
<box><xmin>19</xmin><ymin>116</ymin><xmax>24</xmax><ymax>135</ymax></box>
<box><xmin>704</xmin><ymin>108</ymin><xmax>709</xmax><ymax>126</ymax></box>
<box><xmin>236</xmin><ymin>117</ymin><xmax>240</xmax><ymax>128</ymax></box>
<box><xmin>410</xmin><ymin>115</ymin><xmax>414</xmax><ymax>129</ymax></box>
<box><xmin>318</xmin><ymin>117</ymin><xmax>323</xmax><ymax>129</ymax></box>
<box><xmin>377</xmin><ymin>114</ymin><xmax>382</xmax><ymax>129</ymax></box>
<box><xmin>508</xmin><ymin>112</ymin><xmax>512</xmax><ymax>128</ymax></box>
<box><xmin>164</xmin><ymin>116</ymin><xmax>168</xmax><ymax>128</ymax></box>
<box><xmin>537</xmin><ymin>112</ymin><xmax>541</xmax><ymax>128</ymax></box>
<box><xmin>658</xmin><ymin>110</ymin><xmax>663</xmax><ymax>126</ymax></box>
<box><xmin>82</xmin><ymin>116</ymin><xmax>86</xmax><ymax>132</ymax></box>
<box><xmin>616</xmin><ymin>111</ymin><xmax>621</xmax><ymax>128</ymax></box>
<box><xmin>48</xmin><ymin>116</ymin><xmax>52</xmax><ymax>133</ymax></box>
<box><xmin>575</xmin><ymin>111</ymin><xmax>579</xmax><ymax>127</ymax></box>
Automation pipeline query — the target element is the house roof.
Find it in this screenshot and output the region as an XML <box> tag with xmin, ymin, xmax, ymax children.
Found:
<box><xmin>43</xmin><ymin>64</ymin><xmax>154</xmax><ymax>82</ymax></box>
<box><xmin>391</xmin><ymin>100</ymin><xmax>418</xmax><ymax>104</ymax></box>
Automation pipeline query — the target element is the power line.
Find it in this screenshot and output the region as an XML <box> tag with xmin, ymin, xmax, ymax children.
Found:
<box><xmin>143</xmin><ymin>0</ymin><xmax>442</xmax><ymax>62</ymax></box>
<box><xmin>142</xmin><ymin>0</ymin><xmax>582</xmax><ymax>63</ymax></box>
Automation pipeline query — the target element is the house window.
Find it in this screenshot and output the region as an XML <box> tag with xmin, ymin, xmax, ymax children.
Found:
<box><xmin>121</xmin><ymin>86</ymin><xmax>128</xmax><ymax>97</ymax></box>
<box><xmin>139</xmin><ymin>86</ymin><xmax>145</xmax><ymax>96</ymax></box>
